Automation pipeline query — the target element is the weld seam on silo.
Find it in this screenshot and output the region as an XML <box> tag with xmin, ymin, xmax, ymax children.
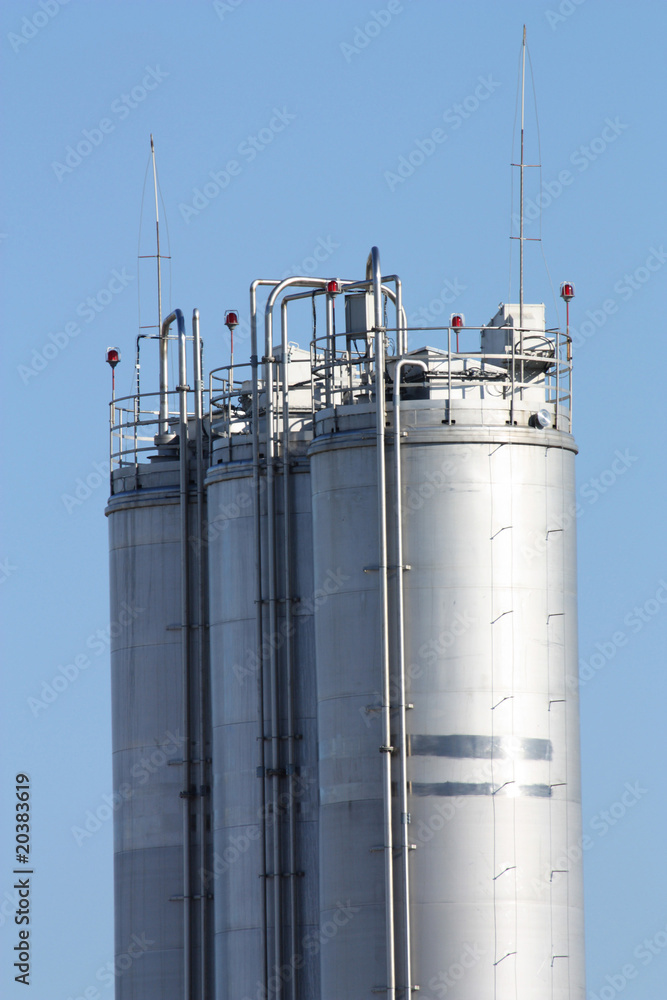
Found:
<box><xmin>280</xmin><ymin>299</ymin><xmax>298</xmax><ymax>1000</ymax></box>
<box><xmin>192</xmin><ymin>308</ymin><xmax>209</xmax><ymax>1000</ymax></box>
<box><xmin>393</xmin><ymin>358</ymin><xmax>426</xmax><ymax>997</ymax></box>
<box><xmin>368</xmin><ymin>246</ymin><xmax>396</xmax><ymax>1000</ymax></box>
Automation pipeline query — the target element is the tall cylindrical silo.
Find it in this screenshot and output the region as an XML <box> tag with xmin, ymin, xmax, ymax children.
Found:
<box><xmin>106</xmin><ymin>309</ymin><xmax>213</xmax><ymax>1000</ymax></box>
<box><xmin>205</xmin><ymin>352</ymin><xmax>321</xmax><ymax>1000</ymax></box>
<box><xmin>308</xmin><ymin>297</ymin><xmax>584</xmax><ymax>998</ymax></box>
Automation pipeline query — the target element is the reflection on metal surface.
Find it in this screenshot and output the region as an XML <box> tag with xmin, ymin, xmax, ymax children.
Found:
<box><xmin>409</xmin><ymin>734</ymin><xmax>553</xmax><ymax>761</ymax></box>
<box><xmin>412</xmin><ymin>781</ymin><xmax>553</xmax><ymax>798</ymax></box>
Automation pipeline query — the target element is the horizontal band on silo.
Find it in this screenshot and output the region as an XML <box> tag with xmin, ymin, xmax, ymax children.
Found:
<box><xmin>409</xmin><ymin>734</ymin><xmax>552</xmax><ymax>761</ymax></box>
<box><xmin>411</xmin><ymin>781</ymin><xmax>552</xmax><ymax>798</ymax></box>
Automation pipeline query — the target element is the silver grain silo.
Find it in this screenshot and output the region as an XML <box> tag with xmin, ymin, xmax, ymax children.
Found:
<box><xmin>307</xmin><ymin>251</ymin><xmax>584</xmax><ymax>999</ymax></box>
<box><xmin>204</xmin><ymin>279</ymin><xmax>339</xmax><ymax>1000</ymax></box>
<box><xmin>106</xmin><ymin>248</ymin><xmax>584</xmax><ymax>1000</ymax></box>
<box><xmin>106</xmin><ymin>310</ymin><xmax>213</xmax><ymax>999</ymax></box>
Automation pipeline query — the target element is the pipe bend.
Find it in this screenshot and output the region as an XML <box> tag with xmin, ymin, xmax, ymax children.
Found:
<box><xmin>157</xmin><ymin>309</ymin><xmax>186</xmax><ymax>443</ymax></box>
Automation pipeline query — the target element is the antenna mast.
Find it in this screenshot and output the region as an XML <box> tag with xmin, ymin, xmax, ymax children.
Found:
<box><xmin>150</xmin><ymin>134</ymin><xmax>162</xmax><ymax>335</ymax></box>
<box><xmin>519</xmin><ymin>24</ymin><xmax>526</xmax><ymax>331</ymax></box>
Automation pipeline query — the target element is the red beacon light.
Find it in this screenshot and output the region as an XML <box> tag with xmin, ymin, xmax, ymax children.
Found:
<box><xmin>224</xmin><ymin>310</ymin><xmax>239</xmax><ymax>330</ymax></box>
<box><xmin>106</xmin><ymin>347</ymin><xmax>121</xmax><ymax>368</ymax></box>
<box><xmin>560</xmin><ymin>282</ymin><xmax>575</xmax><ymax>302</ymax></box>
<box><xmin>326</xmin><ymin>279</ymin><xmax>341</xmax><ymax>294</ymax></box>
<box><xmin>450</xmin><ymin>313</ymin><xmax>464</xmax><ymax>351</ymax></box>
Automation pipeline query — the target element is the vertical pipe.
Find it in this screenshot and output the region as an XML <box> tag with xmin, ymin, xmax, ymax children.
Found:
<box><xmin>263</xmin><ymin>292</ymin><xmax>283</xmax><ymax>994</ymax></box>
<box><xmin>261</xmin><ymin>275</ymin><xmax>336</xmax><ymax>992</ymax></box>
<box><xmin>174</xmin><ymin>308</ymin><xmax>192</xmax><ymax>1000</ymax></box>
<box><xmin>250</xmin><ymin>280</ymin><xmax>269</xmax><ymax>997</ymax></box>
<box><xmin>394</xmin><ymin>279</ymin><xmax>406</xmax><ymax>356</ymax></box>
<box><xmin>252</xmin><ymin>278</ymin><xmax>312</xmax><ymax>996</ymax></box>
<box><xmin>325</xmin><ymin>293</ymin><xmax>334</xmax><ymax>407</ymax></box>
<box><xmin>519</xmin><ymin>26</ymin><xmax>526</xmax><ymax>335</ymax></box>
<box><xmin>447</xmin><ymin>325</ymin><xmax>452</xmax><ymax>421</ymax></box>
<box><xmin>394</xmin><ymin>358</ymin><xmax>426</xmax><ymax>998</ymax></box>
<box><xmin>192</xmin><ymin>309</ymin><xmax>209</xmax><ymax>1000</ymax></box>
<box><xmin>281</xmin><ymin>301</ymin><xmax>298</xmax><ymax>1000</ymax></box>
<box><xmin>109</xmin><ymin>400</ymin><xmax>114</xmax><ymax>474</ymax></box>
<box><xmin>367</xmin><ymin>246</ymin><xmax>396</xmax><ymax>1000</ymax></box>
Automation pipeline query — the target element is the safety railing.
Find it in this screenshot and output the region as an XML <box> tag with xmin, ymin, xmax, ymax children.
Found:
<box><xmin>307</xmin><ymin>322</ymin><xmax>572</xmax><ymax>431</ymax></box>
<box><xmin>109</xmin><ymin>388</ymin><xmax>205</xmax><ymax>469</ymax></box>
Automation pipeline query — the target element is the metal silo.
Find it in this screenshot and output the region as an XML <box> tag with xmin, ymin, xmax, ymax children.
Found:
<box><xmin>204</xmin><ymin>280</ymin><xmax>331</xmax><ymax>1000</ymax></box>
<box><xmin>107</xmin><ymin>310</ymin><xmax>213</xmax><ymax>999</ymax></box>
<box><xmin>106</xmin><ymin>247</ymin><xmax>584</xmax><ymax>1000</ymax></box>
<box><xmin>305</xmin><ymin>250</ymin><xmax>584</xmax><ymax>999</ymax></box>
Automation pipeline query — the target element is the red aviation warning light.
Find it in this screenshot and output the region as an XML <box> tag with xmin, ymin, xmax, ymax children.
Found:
<box><xmin>327</xmin><ymin>280</ymin><xmax>341</xmax><ymax>294</ymax></box>
<box><xmin>560</xmin><ymin>282</ymin><xmax>575</xmax><ymax>361</ymax></box>
<box><xmin>450</xmin><ymin>313</ymin><xmax>464</xmax><ymax>351</ymax></box>
<box><xmin>224</xmin><ymin>310</ymin><xmax>239</xmax><ymax>329</ymax></box>
<box><xmin>106</xmin><ymin>347</ymin><xmax>121</xmax><ymax>397</ymax></box>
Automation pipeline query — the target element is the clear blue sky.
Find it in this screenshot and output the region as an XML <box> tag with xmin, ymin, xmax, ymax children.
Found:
<box><xmin>1</xmin><ymin>1</ymin><xmax>666</xmax><ymax>997</ymax></box>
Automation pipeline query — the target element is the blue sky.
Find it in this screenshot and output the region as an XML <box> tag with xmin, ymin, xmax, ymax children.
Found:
<box><xmin>1</xmin><ymin>1</ymin><xmax>666</xmax><ymax>997</ymax></box>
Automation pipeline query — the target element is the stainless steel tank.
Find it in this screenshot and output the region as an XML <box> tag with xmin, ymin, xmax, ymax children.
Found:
<box><xmin>106</xmin><ymin>461</ymin><xmax>211</xmax><ymax>999</ymax></box>
<box><xmin>307</xmin><ymin>293</ymin><xmax>584</xmax><ymax>998</ymax></box>
<box><xmin>106</xmin><ymin>309</ymin><xmax>212</xmax><ymax>1000</ymax></box>
<box><xmin>106</xmin><ymin>259</ymin><xmax>585</xmax><ymax>1000</ymax></box>
<box><xmin>205</xmin><ymin>356</ymin><xmax>321</xmax><ymax>1000</ymax></box>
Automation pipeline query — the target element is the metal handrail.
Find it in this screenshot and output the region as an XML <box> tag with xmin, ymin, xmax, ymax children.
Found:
<box><xmin>304</xmin><ymin>322</ymin><xmax>572</xmax><ymax>431</ymax></box>
<box><xmin>109</xmin><ymin>388</ymin><xmax>208</xmax><ymax>470</ymax></box>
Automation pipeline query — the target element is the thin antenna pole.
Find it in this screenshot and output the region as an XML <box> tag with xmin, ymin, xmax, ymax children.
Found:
<box><xmin>229</xmin><ymin>325</ymin><xmax>234</xmax><ymax>430</ymax></box>
<box><xmin>150</xmin><ymin>134</ymin><xmax>162</xmax><ymax>335</ymax></box>
<box><xmin>152</xmin><ymin>135</ymin><xmax>170</xmax><ymax>440</ymax></box>
<box><xmin>519</xmin><ymin>25</ymin><xmax>526</xmax><ymax>332</ymax></box>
